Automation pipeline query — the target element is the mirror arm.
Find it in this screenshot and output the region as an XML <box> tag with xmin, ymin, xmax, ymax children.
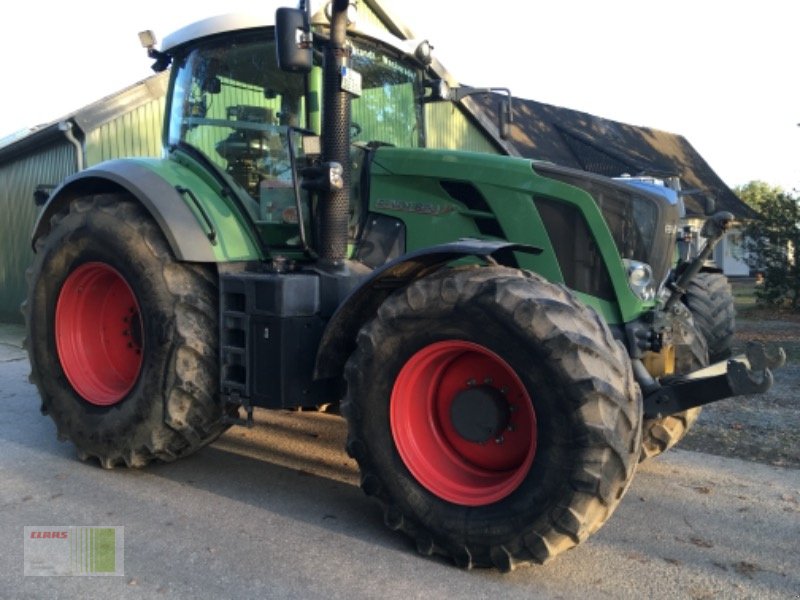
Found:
<box><xmin>453</xmin><ymin>87</ymin><xmax>513</xmax><ymax>139</ymax></box>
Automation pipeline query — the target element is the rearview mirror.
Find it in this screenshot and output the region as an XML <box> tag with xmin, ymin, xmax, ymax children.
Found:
<box><xmin>424</xmin><ymin>83</ymin><xmax>514</xmax><ymax>140</ymax></box>
<box><xmin>275</xmin><ymin>7</ymin><xmax>313</xmax><ymax>73</ymax></box>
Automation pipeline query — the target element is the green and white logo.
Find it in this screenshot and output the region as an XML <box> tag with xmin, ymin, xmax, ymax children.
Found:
<box><xmin>24</xmin><ymin>526</ymin><xmax>124</xmax><ymax>576</ymax></box>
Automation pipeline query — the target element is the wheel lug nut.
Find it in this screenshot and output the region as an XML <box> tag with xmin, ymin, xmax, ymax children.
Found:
<box><xmin>509</xmin><ymin>404</ymin><xmax>517</xmax><ymax>413</ymax></box>
<box><xmin>500</xmin><ymin>386</ymin><xmax>509</xmax><ymax>395</ymax></box>
<box><xmin>495</xmin><ymin>435</ymin><xmax>504</xmax><ymax>444</ymax></box>
<box><xmin>484</xmin><ymin>377</ymin><xmax>492</xmax><ymax>385</ymax></box>
<box><xmin>507</xmin><ymin>424</ymin><xmax>515</xmax><ymax>432</ymax></box>
<box><xmin>466</xmin><ymin>378</ymin><xmax>476</xmax><ymax>387</ymax></box>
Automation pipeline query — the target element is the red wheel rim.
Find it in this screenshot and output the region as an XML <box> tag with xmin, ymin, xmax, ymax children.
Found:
<box><xmin>391</xmin><ymin>340</ymin><xmax>537</xmax><ymax>506</ymax></box>
<box><xmin>55</xmin><ymin>262</ymin><xmax>144</xmax><ymax>406</ymax></box>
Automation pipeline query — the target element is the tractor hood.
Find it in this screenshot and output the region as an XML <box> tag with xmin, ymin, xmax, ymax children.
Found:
<box><xmin>371</xmin><ymin>146</ymin><xmax>681</xmax><ymax>293</ymax></box>
<box><xmin>371</xmin><ymin>147</ymin><xmax>540</xmax><ymax>189</ymax></box>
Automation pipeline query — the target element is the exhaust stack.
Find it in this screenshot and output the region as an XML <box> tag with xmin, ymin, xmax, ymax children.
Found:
<box><xmin>319</xmin><ymin>0</ymin><xmax>352</xmax><ymax>264</ymax></box>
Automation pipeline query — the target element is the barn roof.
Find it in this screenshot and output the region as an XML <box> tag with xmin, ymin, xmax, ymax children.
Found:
<box><xmin>468</xmin><ymin>93</ymin><xmax>754</xmax><ymax>218</ymax></box>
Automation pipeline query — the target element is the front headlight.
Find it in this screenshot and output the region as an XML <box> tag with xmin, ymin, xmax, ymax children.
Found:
<box><xmin>623</xmin><ymin>259</ymin><xmax>656</xmax><ymax>302</ymax></box>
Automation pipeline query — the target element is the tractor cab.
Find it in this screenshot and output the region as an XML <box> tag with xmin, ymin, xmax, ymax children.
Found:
<box><xmin>152</xmin><ymin>11</ymin><xmax>429</xmax><ymax>253</ymax></box>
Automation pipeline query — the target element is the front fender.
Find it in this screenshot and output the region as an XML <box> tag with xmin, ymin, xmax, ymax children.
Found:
<box><xmin>314</xmin><ymin>240</ymin><xmax>541</xmax><ymax>381</ymax></box>
<box><xmin>32</xmin><ymin>158</ymin><xmax>263</xmax><ymax>262</ymax></box>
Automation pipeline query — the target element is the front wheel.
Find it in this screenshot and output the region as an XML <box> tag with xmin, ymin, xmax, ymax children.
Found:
<box><xmin>684</xmin><ymin>271</ymin><xmax>735</xmax><ymax>363</ymax></box>
<box><xmin>639</xmin><ymin>314</ymin><xmax>709</xmax><ymax>461</ymax></box>
<box><xmin>24</xmin><ymin>194</ymin><xmax>230</xmax><ymax>468</ymax></box>
<box><xmin>342</xmin><ymin>267</ymin><xmax>642</xmax><ymax>570</ymax></box>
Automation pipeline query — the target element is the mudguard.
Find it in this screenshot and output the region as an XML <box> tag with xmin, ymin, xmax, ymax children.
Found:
<box><xmin>32</xmin><ymin>158</ymin><xmax>263</xmax><ymax>262</ymax></box>
<box><xmin>314</xmin><ymin>239</ymin><xmax>542</xmax><ymax>380</ymax></box>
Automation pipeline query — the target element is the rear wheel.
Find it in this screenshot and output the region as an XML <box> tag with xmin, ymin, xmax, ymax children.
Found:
<box><xmin>24</xmin><ymin>194</ymin><xmax>230</xmax><ymax>468</ymax></box>
<box><xmin>342</xmin><ymin>267</ymin><xmax>641</xmax><ymax>570</ymax></box>
<box><xmin>55</xmin><ymin>262</ymin><xmax>144</xmax><ymax>405</ymax></box>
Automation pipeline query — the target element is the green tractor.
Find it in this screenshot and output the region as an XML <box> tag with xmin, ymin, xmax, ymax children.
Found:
<box><xmin>24</xmin><ymin>1</ymin><xmax>783</xmax><ymax>571</ymax></box>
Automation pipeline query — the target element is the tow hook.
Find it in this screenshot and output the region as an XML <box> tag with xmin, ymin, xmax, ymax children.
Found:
<box><xmin>642</xmin><ymin>342</ymin><xmax>786</xmax><ymax>418</ymax></box>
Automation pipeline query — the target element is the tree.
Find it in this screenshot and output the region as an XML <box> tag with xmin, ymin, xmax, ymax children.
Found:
<box><xmin>734</xmin><ymin>180</ymin><xmax>786</xmax><ymax>212</ymax></box>
<box><xmin>742</xmin><ymin>187</ymin><xmax>800</xmax><ymax>311</ymax></box>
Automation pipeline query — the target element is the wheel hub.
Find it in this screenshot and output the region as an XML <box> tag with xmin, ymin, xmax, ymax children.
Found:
<box><xmin>390</xmin><ymin>340</ymin><xmax>537</xmax><ymax>506</ymax></box>
<box><xmin>55</xmin><ymin>262</ymin><xmax>144</xmax><ymax>406</ymax></box>
<box><xmin>449</xmin><ymin>385</ymin><xmax>510</xmax><ymax>443</ymax></box>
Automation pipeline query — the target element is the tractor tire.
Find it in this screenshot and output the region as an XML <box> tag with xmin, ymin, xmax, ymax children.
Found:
<box><xmin>342</xmin><ymin>267</ymin><xmax>642</xmax><ymax>570</ymax></box>
<box><xmin>23</xmin><ymin>194</ymin><xmax>230</xmax><ymax>468</ymax></box>
<box><xmin>683</xmin><ymin>271</ymin><xmax>735</xmax><ymax>363</ymax></box>
<box><xmin>639</xmin><ymin>316</ymin><xmax>709</xmax><ymax>461</ymax></box>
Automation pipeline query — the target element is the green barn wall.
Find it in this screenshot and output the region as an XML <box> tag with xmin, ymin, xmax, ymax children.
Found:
<box><xmin>354</xmin><ymin>2</ymin><xmax>390</xmax><ymax>33</ymax></box>
<box><xmin>0</xmin><ymin>142</ymin><xmax>75</xmax><ymax>322</ymax></box>
<box><xmin>424</xmin><ymin>102</ymin><xmax>499</xmax><ymax>154</ymax></box>
<box><xmin>0</xmin><ymin>90</ymin><xmax>165</xmax><ymax>322</ymax></box>
<box><xmin>84</xmin><ymin>97</ymin><xmax>165</xmax><ymax>166</ymax></box>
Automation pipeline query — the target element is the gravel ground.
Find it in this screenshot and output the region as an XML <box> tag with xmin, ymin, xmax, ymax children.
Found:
<box><xmin>681</xmin><ymin>314</ymin><xmax>800</xmax><ymax>469</ymax></box>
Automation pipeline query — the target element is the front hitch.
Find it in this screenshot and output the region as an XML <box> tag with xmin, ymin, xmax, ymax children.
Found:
<box><xmin>643</xmin><ymin>342</ymin><xmax>786</xmax><ymax>418</ymax></box>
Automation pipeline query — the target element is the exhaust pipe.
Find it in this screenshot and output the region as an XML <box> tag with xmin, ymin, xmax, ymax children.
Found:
<box><xmin>319</xmin><ymin>0</ymin><xmax>352</xmax><ymax>264</ymax></box>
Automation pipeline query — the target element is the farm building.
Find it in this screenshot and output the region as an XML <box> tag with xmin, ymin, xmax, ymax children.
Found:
<box><xmin>472</xmin><ymin>93</ymin><xmax>755</xmax><ymax>275</ymax></box>
<box><xmin>0</xmin><ymin>2</ymin><xmax>751</xmax><ymax>322</ymax></box>
<box><xmin>0</xmin><ymin>73</ymin><xmax>167</xmax><ymax>322</ymax></box>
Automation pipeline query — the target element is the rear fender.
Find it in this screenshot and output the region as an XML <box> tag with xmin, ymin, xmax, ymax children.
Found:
<box><xmin>32</xmin><ymin>158</ymin><xmax>263</xmax><ymax>262</ymax></box>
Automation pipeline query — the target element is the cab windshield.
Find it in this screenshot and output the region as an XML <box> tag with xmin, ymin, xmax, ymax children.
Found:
<box><xmin>168</xmin><ymin>33</ymin><xmax>307</xmax><ymax>200</ymax></box>
<box><xmin>349</xmin><ymin>39</ymin><xmax>423</xmax><ymax>148</ymax></box>
<box><xmin>168</xmin><ymin>32</ymin><xmax>424</xmax><ymax>199</ymax></box>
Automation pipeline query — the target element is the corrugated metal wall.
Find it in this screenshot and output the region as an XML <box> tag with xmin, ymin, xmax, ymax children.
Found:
<box><xmin>425</xmin><ymin>102</ymin><xmax>499</xmax><ymax>154</ymax></box>
<box><xmin>0</xmin><ymin>93</ymin><xmax>164</xmax><ymax>323</ymax></box>
<box><xmin>84</xmin><ymin>97</ymin><xmax>165</xmax><ymax>166</ymax></box>
<box><xmin>0</xmin><ymin>143</ymin><xmax>75</xmax><ymax>322</ymax></box>
<box><xmin>355</xmin><ymin>3</ymin><xmax>387</xmax><ymax>32</ymax></box>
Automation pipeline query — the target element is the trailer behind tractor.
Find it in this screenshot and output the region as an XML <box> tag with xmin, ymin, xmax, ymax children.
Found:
<box><xmin>24</xmin><ymin>0</ymin><xmax>783</xmax><ymax>571</ymax></box>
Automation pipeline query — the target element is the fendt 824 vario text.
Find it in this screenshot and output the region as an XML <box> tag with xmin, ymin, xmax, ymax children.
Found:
<box><xmin>25</xmin><ymin>0</ymin><xmax>783</xmax><ymax>571</ymax></box>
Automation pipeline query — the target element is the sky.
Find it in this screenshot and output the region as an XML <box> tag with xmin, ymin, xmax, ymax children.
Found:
<box><xmin>1</xmin><ymin>1</ymin><xmax>796</xmax><ymax>192</ymax></box>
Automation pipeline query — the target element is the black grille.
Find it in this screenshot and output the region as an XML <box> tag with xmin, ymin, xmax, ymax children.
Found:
<box><xmin>534</xmin><ymin>164</ymin><xmax>677</xmax><ymax>286</ymax></box>
<box><xmin>440</xmin><ymin>180</ymin><xmax>506</xmax><ymax>241</ymax></box>
<box><xmin>534</xmin><ymin>197</ymin><xmax>615</xmax><ymax>300</ymax></box>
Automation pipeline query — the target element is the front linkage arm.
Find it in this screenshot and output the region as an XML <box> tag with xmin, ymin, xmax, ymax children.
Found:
<box><xmin>643</xmin><ymin>342</ymin><xmax>786</xmax><ymax>418</ymax></box>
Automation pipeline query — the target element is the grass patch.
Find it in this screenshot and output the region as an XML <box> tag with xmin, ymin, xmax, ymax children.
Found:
<box><xmin>731</xmin><ymin>277</ymin><xmax>759</xmax><ymax>314</ymax></box>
